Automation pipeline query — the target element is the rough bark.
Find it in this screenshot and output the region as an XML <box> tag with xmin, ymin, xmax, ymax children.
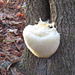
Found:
<box><xmin>47</xmin><ymin>0</ymin><xmax>75</xmax><ymax>75</ymax></box>
<box><xmin>25</xmin><ymin>0</ymin><xmax>50</xmax><ymax>25</ymax></box>
<box><xmin>20</xmin><ymin>0</ymin><xmax>75</xmax><ymax>75</ymax></box>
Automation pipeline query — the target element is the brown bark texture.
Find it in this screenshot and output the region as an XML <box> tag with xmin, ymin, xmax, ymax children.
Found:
<box><xmin>21</xmin><ymin>0</ymin><xmax>75</xmax><ymax>75</ymax></box>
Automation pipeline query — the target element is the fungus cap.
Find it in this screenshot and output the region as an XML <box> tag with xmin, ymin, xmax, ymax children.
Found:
<box><xmin>23</xmin><ymin>19</ymin><xmax>60</xmax><ymax>58</ymax></box>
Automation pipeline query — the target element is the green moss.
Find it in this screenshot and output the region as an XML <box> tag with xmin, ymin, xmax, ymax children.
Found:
<box><xmin>19</xmin><ymin>63</ymin><xmax>25</xmax><ymax>69</ymax></box>
<box><xmin>69</xmin><ymin>34</ymin><xmax>74</xmax><ymax>38</ymax></box>
<box><xmin>3</xmin><ymin>40</ymin><xmax>5</xmax><ymax>42</ymax></box>
<box><xmin>10</xmin><ymin>40</ymin><xmax>14</xmax><ymax>42</ymax></box>
<box><xmin>30</xmin><ymin>71</ymin><xmax>35</xmax><ymax>75</ymax></box>
<box><xmin>24</xmin><ymin>48</ymin><xmax>29</xmax><ymax>56</ymax></box>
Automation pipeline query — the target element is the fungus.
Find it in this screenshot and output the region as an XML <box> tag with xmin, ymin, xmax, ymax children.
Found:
<box><xmin>23</xmin><ymin>19</ymin><xmax>60</xmax><ymax>58</ymax></box>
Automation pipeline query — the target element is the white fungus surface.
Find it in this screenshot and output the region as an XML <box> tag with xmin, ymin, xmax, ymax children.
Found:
<box><xmin>23</xmin><ymin>19</ymin><xmax>60</xmax><ymax>58</ymax></box>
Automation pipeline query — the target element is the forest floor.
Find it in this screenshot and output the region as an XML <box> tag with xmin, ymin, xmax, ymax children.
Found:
<box><xmin>0</xmin><ymin>0</ymin><xmax>26</xmax><ymax>75</ymax></box>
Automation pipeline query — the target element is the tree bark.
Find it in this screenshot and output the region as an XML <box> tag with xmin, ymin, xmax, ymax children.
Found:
<box><xmin>20</xmin><ymin>0</ymin><xmax>75</xmax><ymax>75</ymax></box>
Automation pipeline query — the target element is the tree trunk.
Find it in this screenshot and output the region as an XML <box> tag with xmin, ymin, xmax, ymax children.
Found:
<box><xmin>20</xmin><ymin>0</ymin><xmax>75</xmax><ymax>75</ymax></box>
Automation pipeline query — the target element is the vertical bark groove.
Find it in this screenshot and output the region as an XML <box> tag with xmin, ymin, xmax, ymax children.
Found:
<box><xmin>49</xmin><ymin>0</ymin><xmax>57</xmax><ymax>22</ymax></box>
<box><xmin>26</xmin><ymin>0</ymin><xmax>50</xmax><ymax>25</ymax></box>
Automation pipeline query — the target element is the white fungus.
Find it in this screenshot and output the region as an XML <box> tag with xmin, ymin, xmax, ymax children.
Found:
<box><xmin>23</xmin><ymin>19</ymin><xmax>60</xmax><ymax>58</ymax></box>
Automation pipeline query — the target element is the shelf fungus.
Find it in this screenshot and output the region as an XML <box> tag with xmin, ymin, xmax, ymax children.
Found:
<box><xmin>23</xmin><ymin>19</ymin><xmax>60</xmax><ymax>58</ymax></box>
